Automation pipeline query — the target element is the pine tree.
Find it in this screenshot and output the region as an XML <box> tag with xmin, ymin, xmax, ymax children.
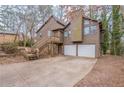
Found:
<box><xmin>100</xmin><ymin>6</ymin><xmax>112</xmax><ymax>54</ymax></box>
<box><xmin>101</xmin><ymin>13</ymin><xmax>110</xmax><ymax>54</ymax></box>
<box><xmin>111</xmin><ymin>5</ymin><xmax>122</xmax><ymax>55</ymax></box>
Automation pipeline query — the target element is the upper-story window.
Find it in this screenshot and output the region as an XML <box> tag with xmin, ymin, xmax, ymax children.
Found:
<box><xmin>64</xmin><ymin>31</ymin><xmax>68</xmax><ymax>37</ymax></box>
<box><xmin>84</xmin><ymin>27</ymin><xmax>90</xmax><ymax>35</ymax></box>
<box><xmin>48</xmin><ymin>30</ymin><xmax>53</xmax><ymax>37</ymax></box>
<box><xmin>83</xmin><ymin>19</ymin><xmax>97</xmax><ymax>35</ymax></box>
<box><xmin>84</xmin><ymin>19</ymin><xmax>90</xmax><ymax>25</ymax></box>
<box><xmin>91</xmin><ymin>25</ymin><xmax>97</xmax><ymax>33</ymax></box>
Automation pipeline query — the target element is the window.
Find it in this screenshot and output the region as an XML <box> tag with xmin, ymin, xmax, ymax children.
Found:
<box><xmin>91</xmin><ymin>25</ymin><xmax>97</xmax><ymax>33</ymax></box>
<box><xmin>64</xmin><ymin>31</ymin><xmax>68</xmax><ymax>37</ymax></box>
<box><xmin>84</xmin><ymin>27</ymin><xmax>90</xmax><ymax>35</ymax></box>
<box><xmin>84</xmin><ymin>19</ymin><xmax>90</xmax><ymax>25</ymax></box>
<box><xmin>48</xmin><ymin>30</ymin><xmax>53</xmax><ymax>37</ymax></box>
<box><xmin>83</xmin><ymin>18</ymin><xmax>97</xmax><ymax>35</ymax></box>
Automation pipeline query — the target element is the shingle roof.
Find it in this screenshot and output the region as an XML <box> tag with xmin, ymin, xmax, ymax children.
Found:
<box><xmin>36</xmin><ymin>12</ymin><xmax>100</xmax><ymax>33</ymax></box>
<box><xmin>36</xmin><ymin>15</ymin><xmax>65</xmax><ymax>33</ymax></box>
<box><xmin>83</xmin><ymin>16</ymin><xmax>100</xmax><ymax>22</ymax></box>
<box><xmin>64</xmin><ymin>16</ymin><xmax>100</xmax><ymax>29</ymax></box>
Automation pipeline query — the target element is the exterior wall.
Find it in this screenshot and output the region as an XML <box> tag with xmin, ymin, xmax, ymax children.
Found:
<box><xmin>64</xmin><ymin>25</ymin><xmax>72</xmax><ymax>44</ymax></box>
<box><xmin>39</xmin><ymin>43</ymin><xmax>59</xmax><ymax>57</ymax></box>
<box><xmin>35</xmin><ymin>15</ymin><xmax>101</xmax><ymax>57</ymax></box>
<box><xmin>53</xmin><ymin>30</ymin><xmax>63</xmax><ymax>39</ymax></box>
<box><xmin>83</xmin><ymin>20</ymin><xmax>100</xmax><ymax>57</ymax></box>
<box><xmin>35</xmin><ymin>17</ymin><xmax>65</xmax><ymax>56</ymax></box>
<box><xmin>36</xmin><ymin>17</ymin><xmax>64</xmax><ymax>41</ymax></box>
<box><xmin>0</xmin><ymin>34</ymin><xmax>17</xmax><ymax>44</ymax></box>
<box><xmin>64</xmin><ymin>18</ymin><xmax>100</xmax><ymax>57</ymax></box>
<box><xmin>70</xmin><ymin>11</ymin><xmax>83</xmax><ymax>42</ymax></box>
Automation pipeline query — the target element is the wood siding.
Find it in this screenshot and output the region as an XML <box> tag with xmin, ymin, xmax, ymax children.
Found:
<box><xmin>34</xmin><ymin>16</ymin><xmax>65</xmax><ymax>56</ymax></box>
<box><xmin>71</xmin><ymin>10</ymin><xmax>83</xmax><ymax>42</ymax></box>
<box><xmin>83</xmin><ymin>21</ymin><xmax>100</xmax><ymax>57</ymax></box>
<box><xmin>64</xmin><ymin>18</ymin><xmax>100</xmax><ymax>57</ymax></box>
<box><xmin>35</xmin><ymin>13</ymin><xmax>101</xmax><ymax>57</ymax></box>
<box><xmin>37</xmin><ymin>17</ymin><xmax>64</xmax><ymax>41</ymax></box>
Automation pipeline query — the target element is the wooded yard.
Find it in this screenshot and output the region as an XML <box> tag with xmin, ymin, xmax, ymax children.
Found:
<box><xmin>0</xmin><ymin>5</ymin><xmax>124</xmax><ymax>87</ymax></box>
<box><xmin>75</xmin><ymin>55</ymin><xmax>124</xmax><ymax>87</ymax></box>
<box><xmin>0</xmin><ymin>55</ymin><xmax>124</xmax><ymax>86</ymax></box>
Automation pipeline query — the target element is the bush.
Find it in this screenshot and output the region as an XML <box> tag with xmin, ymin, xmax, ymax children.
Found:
<box><xmin>18</xmin><ymin>41</ymin><xmax>24</xmax><ymax>46</ymax></box>
<box><xmin>1</xmin><ymin>43</ymin><xmax>18</xmax><ymax>54</ymax></box>
<box><xmin>18</xmin><ymin>39</ymin><xmax>33</xmax><ymax>47</ymax></box>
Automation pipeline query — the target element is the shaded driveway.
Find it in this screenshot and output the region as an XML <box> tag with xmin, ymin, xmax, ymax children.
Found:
<box><xmin>0</xmin><ymin>56</ymin><xmax>97</xmax><ymax>87</ymax></box>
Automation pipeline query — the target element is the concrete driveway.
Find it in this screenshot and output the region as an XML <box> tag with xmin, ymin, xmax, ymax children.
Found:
<box><xmin>0</xmin><ymin>56</ymin><xmax>97</xmax><ymax>87</ymax></box>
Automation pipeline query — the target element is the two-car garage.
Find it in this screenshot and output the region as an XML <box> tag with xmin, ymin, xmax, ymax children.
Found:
<box><xmin>64</xmin><ymin>44</ymin><xmax>96</xmax><ymax>58</ymax></box>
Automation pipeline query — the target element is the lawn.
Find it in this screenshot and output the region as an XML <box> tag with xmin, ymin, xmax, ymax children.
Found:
<box><xmin>75</xmin><ymin>55</ymin><xmax>124</xmax><ymax>87</ymax></box>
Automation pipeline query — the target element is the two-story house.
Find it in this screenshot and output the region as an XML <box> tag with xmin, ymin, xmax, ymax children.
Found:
<box><xmin>34</xmin><ymin>10</ymin><xmax>102</xmax><ymax>58</ymax></box>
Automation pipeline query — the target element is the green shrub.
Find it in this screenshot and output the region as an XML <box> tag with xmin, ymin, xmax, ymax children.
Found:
<box><xmin>1</xmin><ymin>43</ymin><xmax>18</xmax><ymax>54</ymax></box>
<box><xmin>18</xmin><ymin>41</ymin><xmax>24</xmax><ymax>46</ymax></box>
<box><xmin>18</xmin><ymin>39</ymin><xmax>33</xmax><ymax>47</ymax></box>
<box><xmin>26</xmin><ymin>39</ymin><xmax>33</xmax><ymax>47</ymax></box>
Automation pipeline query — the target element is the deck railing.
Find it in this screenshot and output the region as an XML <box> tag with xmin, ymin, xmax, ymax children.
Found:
<box><xmin>50</xmin><ymin>36</ymin><xmax>63</xmax><ymax>43</ymax></box>
<box><xmin>33</xmin><ymin>36</ymin><xmax>63</xmax><ymax>49</ymax></box>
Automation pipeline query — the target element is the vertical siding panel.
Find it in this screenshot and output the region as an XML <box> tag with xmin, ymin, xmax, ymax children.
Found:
<box><xmin>71</xmin><ymin>10</ymin><xmax>83</xmax><ymax>42</ymax></box>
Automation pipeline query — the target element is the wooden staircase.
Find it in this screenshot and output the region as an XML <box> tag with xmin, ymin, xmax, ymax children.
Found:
<box><xmin>32</xmin><ymin>37</ymin><xmax>51</xmax><ymax>57</ymax></box>
<box><xmin>33</xmin><ymin>37</ymin><xmax>50</xmax><ymax>49</ymax></box>
<box><xmin>32</xmin><ymin>37</ymin><xmax>61</xmax><ymax>57</ymax></box>
<box><xmin>33</xmin><ymin>36</ymin><xmax>62</xmax><ymax>49</ymax></box>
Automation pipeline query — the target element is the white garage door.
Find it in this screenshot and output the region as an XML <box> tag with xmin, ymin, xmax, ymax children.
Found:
<box><xmin>78</xmin><ymin>45</ymin><xmax>95</xmax><ymax>58</ymax></box>
<box><xmin>64</xmin><ymin>45</ymin><xmax>76</xmax><ymax>56</ymax></box>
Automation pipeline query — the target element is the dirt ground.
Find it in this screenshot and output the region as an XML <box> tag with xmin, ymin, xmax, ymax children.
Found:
<box><xmin>75</xmin><ymin>55</ymin><xmax>124</xmax><ymax>87</ymax></box>
<box><xmin>0</xmin><ymin>56</ymin><xmax>26</xmax><ymax>64</ymax></box>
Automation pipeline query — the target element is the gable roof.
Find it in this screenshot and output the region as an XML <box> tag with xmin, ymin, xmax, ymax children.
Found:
<box><xmin>36</xmin><ymin>12</ymin><xmax>100</xmax><ymax>33</ymax></box>
<box><xmin>64</xmin><ymin>15</ymin><xmax>100</xmax><ymax>29</ymax></box>
<box><xmin>36</xmin><ymin>15</ymin><xmax>65</xmax><ymax>33</ymax></box>
<box><xmin>83</xmin><ymin>16</ymin><xmax>99</xmax><ymax>22</ymax></box>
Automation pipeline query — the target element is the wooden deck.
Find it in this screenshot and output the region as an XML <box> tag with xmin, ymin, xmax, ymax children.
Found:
<box><xmin>49</xmin><ymin>37</ymin><xmax>63</xmax><ymax>44</ymax></box>
<box><xmin>33</xmin><ymin>36</ymin><xmax>63</xmax><ymax>49</ymax></box>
